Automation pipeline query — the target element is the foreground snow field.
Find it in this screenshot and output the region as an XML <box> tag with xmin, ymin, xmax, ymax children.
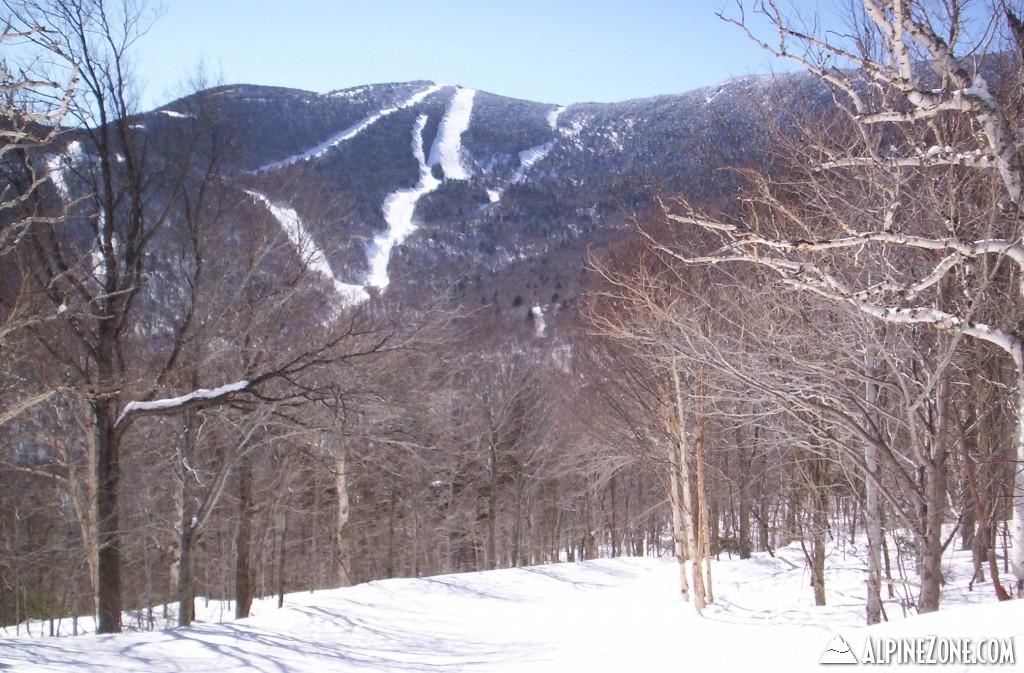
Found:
<box><xmin>1</xmin><ymin>541</ymin><xmax>1021</xmax><ymax>672</ymax></box>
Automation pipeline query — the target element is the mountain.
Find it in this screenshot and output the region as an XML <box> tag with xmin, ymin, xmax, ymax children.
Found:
<box><xmin>136</xmin><ymin>75</ymin><xmax>814</xmax><ymax>333</ymax></box>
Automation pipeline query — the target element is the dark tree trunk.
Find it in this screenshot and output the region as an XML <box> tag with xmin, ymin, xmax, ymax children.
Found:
<box><xmin>234</xmin><ymin>454</ymin><xmax>254</xmax><ymax>619</ymax></box>
<box><xmin>95</xmin><ymin>401</ymin><xmax>122</xmax><ymax>634</ymax></box>
<box><xmin>177</xmin><ymin>526</ymin><xmax>196</xmax><ymax>626</ymax></box>
<box><xmin>918</xmin><ymin>459</ymin><xmax>948</xmax><ymax>613</ymax></box>
<box><xmin>276</xmin><ymin>510</ymin><xmax>288</xmax><ymax>609</ymax></box>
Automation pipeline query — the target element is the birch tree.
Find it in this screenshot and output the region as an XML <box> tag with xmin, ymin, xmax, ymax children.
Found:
<box><xmin>584</xmin><ymin>240</ymin><xmax>727</xmax><ymax>613</ymax></box>
<box><xmin>657</xmin><ymin>0</ymin><xmax>1024</xmax><ymax>597</ymax></box>
<box><xmin>0</xmin><ymin>21</ymin><xmax>77</xmax><ymax>429</ymax></box>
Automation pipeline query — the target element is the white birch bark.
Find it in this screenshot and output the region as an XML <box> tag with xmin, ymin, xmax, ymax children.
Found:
<box><xmin>864</xmin><ymin>347</ymin><xmax>884</xmax><ymax>624</ymax></box>
<box><xmin>672</xmin><ymin>362</ymin><xmax>704</xmax><ymax>614</ymax></box>
<box><xmin>335</xmin><ymin>444</ymin><xmax>353</xmax><ymax>587</ymax></box>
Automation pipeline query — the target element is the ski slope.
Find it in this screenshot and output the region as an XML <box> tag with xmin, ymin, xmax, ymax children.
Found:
<box><xmin>367</xmin><ymin>86</ymin><xmax>475</xmax><ymax>289</ymax></box>
<box><xmin>365</xmin><ymin>114</ymin><xmax>440</xmax><ymax>289</ymax></box>
<box><xmin>427</xmin><ymin>87</ymin><xmax>475</xmax><ymax>180</ymax></box>
<box><xmin>255</xmin><ymin>85</ymin><xmax>443</xmax><ymax>172</ymax></box>
<box><xmin>2</xmin><ymin>541</ymin><xmax>1021</xmax><ymax>672</ymax></box>
<box><xmin>247</xmin><ymin>191</ymin><xmax>370</xmax><ymax>307</ymax></box>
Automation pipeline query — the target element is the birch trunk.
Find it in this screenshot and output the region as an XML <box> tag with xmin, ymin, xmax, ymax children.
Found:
<box><xmin>671</xmin><ymin>363</ymin><xmax>703</xmax><ymax>614</ymax></box>
<box><xmin>668</xmin><ymin>445</ymin><xmax>690</xmax><ymax>602</ymax></box>
<box><xmin>695</xmin><ymin>401</ymin><xmax>713</xmax><ymax>604</ymax></box>
<box><xmin>334</xmin><ymin>445</ymin><xmax>352</xmax><ymax>587</ymax></box>
<box><xmin>1013</xmin><ymin>365</ymin><xmax>1024</xmax><ymax>592</ymax></box>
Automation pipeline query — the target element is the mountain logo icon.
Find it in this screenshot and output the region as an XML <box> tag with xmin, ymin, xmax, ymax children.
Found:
<box><xmin>819</xmin><ymin>635</ymin><xmax>859</xmax><ymax>664</ymax></box>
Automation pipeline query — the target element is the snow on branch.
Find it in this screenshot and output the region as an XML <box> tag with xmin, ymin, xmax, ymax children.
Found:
<box><xmin>652</xmin><ymin>231</ymin><xmax>1022</xmax><ymax>364</ymax></box>
<box><xmin>115</xmin><ymin>380</ymin><xmax>250</xmax><ymax>427</ymax></box>
<box><xmin>663</xmin><ymin>212</ymin><xmax>1024</xmax><ymax>276</ymax></box>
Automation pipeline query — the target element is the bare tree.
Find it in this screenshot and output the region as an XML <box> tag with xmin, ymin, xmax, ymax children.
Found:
<box><xmin>652</xmin><ymin>0</ymin><xmax>1024</xmax><ymax>599</ymax></box>
<box><xmin>0</xmin><ymin>20</ymin><xmax>77</xmax><ymax>428</ymax></box>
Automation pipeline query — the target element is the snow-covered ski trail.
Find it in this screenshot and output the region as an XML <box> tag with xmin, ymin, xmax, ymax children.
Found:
<box><xmin>247</xmin><ymin>191</ymin><xmax>370</xmax><ymax>306</ymax></box>
<box><xmin>427</xmin><ymin>87</ymin><xmax>475</xmax><ymax>180</ymax></box>
<box><xmin>365</xmin><ymin>114</ymin><xmax>439</xmax><ymax>289</ymax></box>
<box><xmin>488</xmin><ymin>105</ymin><xmax>565</xmax><ymax>204</ymax></box>
<box><xmin>366</xmin><ymin>87</ymin><xmax>475</xmax><ymax>289</ymax></box>
<box><xmin>3</xmin><ymin>544</ymin><xmax>1021</xmax><ymax>672</ymax></box>
<box><xmin>255</xmin><ymin>84</ymin><xmax>444</xmax><ymax>172</ymax></box>
<box><xmin>547</xmin><ymin>105</ymin><xmax>566</xmax><ymax>131</ymax></box>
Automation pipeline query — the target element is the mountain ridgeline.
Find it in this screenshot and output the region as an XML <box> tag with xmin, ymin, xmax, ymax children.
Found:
<box><xmin>134</xmin><ymin>75</ymin><xmax>813</xmax><ymax>331</ymax></box>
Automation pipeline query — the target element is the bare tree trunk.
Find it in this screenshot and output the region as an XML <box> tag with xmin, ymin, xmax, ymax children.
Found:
<box><xmin>276</xmin><ymin>509</ymin><xmax>288</xmax><ymax>609</ymax></box>
<box><xmin>609</xmin><ymin>474</ymin><xmax>618</xmax><ymax>557</ymax></box>
<box><xmin>695</xmin><ymin>399</ymin><xmax>713</xmax><ymax>604</ymax></box>
<box><xmin>176</xmin><ymin>407</ymin><xmax>201</xmax><ymax>627</ymax></box>
<box><xmin>918</xmin><ymin>371</ymin><xmax>951</xmax><ymax>614</ymax></box>
<box><xmin>671</xmin><ymin>363</ymin><xmax>704</xmax><ymax>614</ymax></box>
<box><xmin>60</xmin><ymin>407</ymin><xmax>101</xmax><ymax>619</ymax></box>
<box><xmin>177</xmin><ymin>526</ymin><xmax>197</xmax><ymax>626</ymax></box>
<box><xmin>668</xmin><ymin>446</ymin><xmax>691</xmax><ymax>602</ymax></box>
<box><xmin>738</xmin><ymin>433</ymin><xmax>752</xmax><ymax>559</ymax></box>
<box><xmin>799</xmin><ymin>451</ymin><xmax>829</xmax><ymax>607</ymax></box>
<box><xmin>485</xmin><ymin>439</ymin><xmax>498</xmax><ymax>571</ymax></box>
<box><xmin>94</xmin><ymin>400</ymin><xmax>121</xmax><ymax>634</ymax></box>
<box><xmin>918</xmin><ymin>459</ymin><xmax>947</xmax><ymax>613</ymax></box>
<box><xmin>811</xmin><ymin>490</ymin><xmax>827</xmax><ymax>606</ymax></box>
<box><xmin>864</xmin><ymin>348</ymin><xmax>883</xmax><ymax>625</ymax></box>
<box><xmin>333</xmin><ymin>444</ymin><xmax>352</xmax><ymax>586</ymax></box>
<box><xmin>234</xmin><ymin>453</ymin><xmax>254</xmax><ymax>619</ymax></box>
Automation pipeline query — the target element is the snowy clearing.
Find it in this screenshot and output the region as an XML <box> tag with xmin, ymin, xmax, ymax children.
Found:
<box><xmin>46</xmin><ymin>140</ymin><xmax>82</xmax><ymax>200</ymax></box>
<box><xmin>2</xmin><ymin>541</ymin><xmax>1020</xmax><ymax>672</ymax></box>
<box><xmin>427</xmin><ymin>87</ymin><xmax>475</xmax><ymax>180</ymax></box>
<box><xmin>511</xmin><ymin>141</ymin><xmax>555</xmax><ymax>185</ymax></box>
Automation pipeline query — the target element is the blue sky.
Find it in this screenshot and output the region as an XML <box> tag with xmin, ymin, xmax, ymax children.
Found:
<box><xmin>134</xmin><ymin>1</ymin><xmax>787</xmax><ymax>110</ymax></box>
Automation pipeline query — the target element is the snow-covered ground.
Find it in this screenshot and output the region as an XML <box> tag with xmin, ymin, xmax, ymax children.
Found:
<box><xmin>2</xmin><ymin>540</ymin><xmax>1021</xmax><ymax>672</ymax></box>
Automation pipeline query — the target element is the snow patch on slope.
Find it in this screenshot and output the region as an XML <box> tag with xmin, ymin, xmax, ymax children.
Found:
<box><xmin>247</xmin><ymin>191</ymin><xmax>370</xmax><ymax>306</ymax></box>
<box><xmin>366</xmin><ymin>114</ymin><xmax>441</xmax><ymax>289</ymax></box>
<box><xmin>531</xmin><ymin>305</ymin><xmax>546</xmax><ymax>338</ymax></box>
<box><xmin>256</xmin><ymin>84</ymin><xmax>444</xmax><ymax>172</ymax></box>
<box><xmin>547</xmin><ymin>105</ymin><xmax>566</xmax><ymax>130</ymax></box>
<box><xmin>427</xmin><ymin>87</ymin><xmax>475</xmax><ymax>180</ymax></box>
<box><xmin>46</xmin><ymin>140</ymin><xmax>81</xmax><ymax>200</ymax></box>
<box><xmin>511</xmin><ymin>141</ymin><xmax>556</xmax><ymax>185</ymax></box>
